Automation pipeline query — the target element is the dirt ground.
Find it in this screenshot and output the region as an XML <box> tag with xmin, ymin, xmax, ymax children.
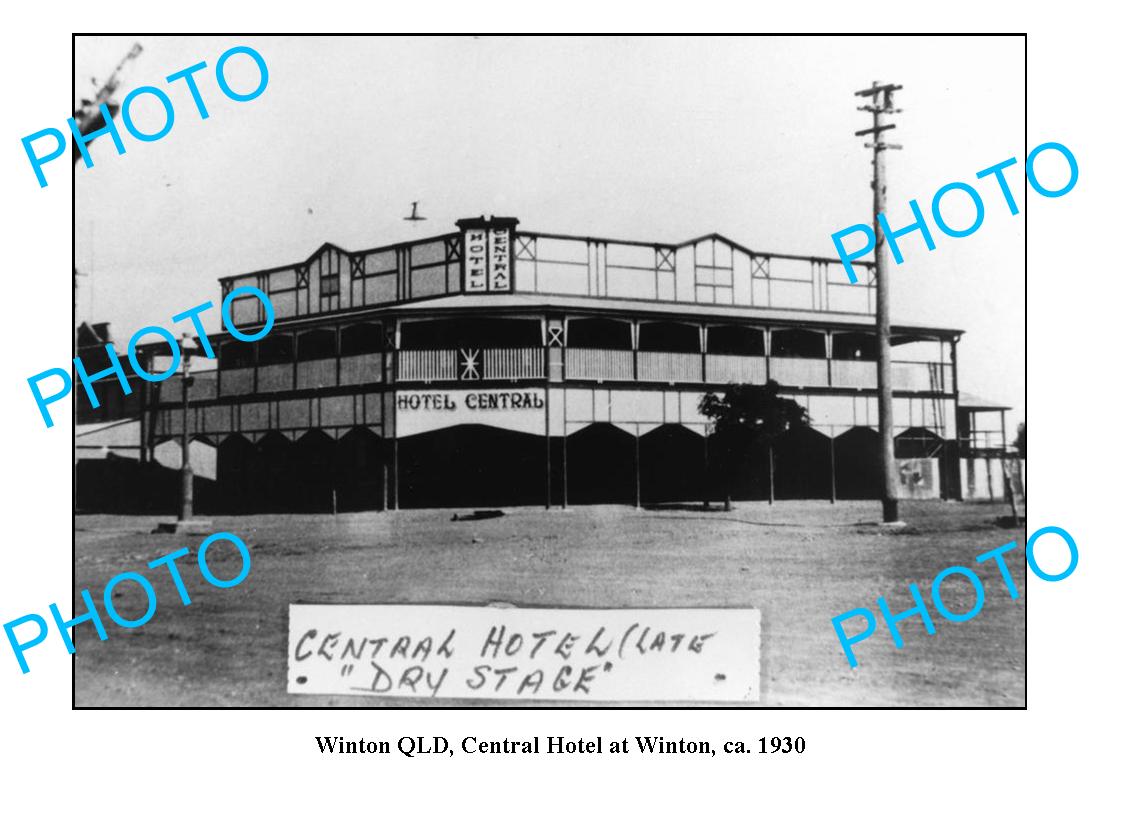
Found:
<box><xmin>73</xmin><ymin>500</ymin><xmax>1026</xmax><ymax>707</ymax></box>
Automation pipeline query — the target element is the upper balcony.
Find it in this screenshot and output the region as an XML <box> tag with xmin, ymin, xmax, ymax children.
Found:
<box><xmin>217</xmin><ymin>216</ymin><xmax>879</xmax><ymax>337</ymax></box>
<box><xmin>150</xmin><ymin>308</ymin><xmax>955</xmax><ymax>402</ymax></box>
<box><xmin>396</xmin><ymin>317</ymin><xmax>544</xmax><ymax>383</ymax></box>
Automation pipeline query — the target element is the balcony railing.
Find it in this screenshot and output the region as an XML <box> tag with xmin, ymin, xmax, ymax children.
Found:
<box><xmin>706</xmin><ymin>354</ymin><xmax>767</xmax><ymax>385</ymax></box>
<box><xmin>566</xmin><ymin>348</ymin><xmax>634</xmax><ymax>381</ymax></box>
<box><xmin>296</xmin><ymin>359</ymin><xmax>337</xmax><ymax>390</ymax></box>
<box><xmin>398</xmin><ymin>349</ymin><xmax>458</xmax><ymax>382</ymax></box>
<box><xmin>831</xmin><ymin>360</ymin><xmax>951</xmax><ymax>392</ymax></box>
<box><xmin>770</xmin><ymin>357</ymin><xmax>829</xmax><ymax>387</ymax></box>
<box><xmin>159</xmin><ymin>371</ymin><xmax>219</xmax><ymax>403</ymax></box>
<box><xmin>398</xmin><ymin>348</ymin><xmax>544</xmax><ymax>382</ymax></box>
<box><xmin>219</xmin><ymin>368</ymin><xmax>254</xmax><ymax>397</ymax></box>
<box><xmin>484</xmin><ymin>348</ymin><xmax>544</xmax><ymax>379</ymax></box>
<box><xmin>202</xmin><ymin>348</ymin><xmax>952</xmax><ymax>392</ymax></box>
<box><xmin>339</xmin><ymin>353</ymin><xmax>383</xmax><ymax>386</ymax></box>
<box><xmin>892</xmin><ymin>361</ymin><xmax>949</xmax><ymax>392</ymax></box>
<box><xmin>637</xmin><ymin>351</ymin><xmax>704</xmax><ymax>383</ymax></box>
<box><xmin>832</xmin><ymin>359</ymin><xmax>877</xmax><ymax>389</ymax></box>
<box><xmin>961</xmin><ymin>430</ymin><xmax>1014</xmax><ymax>458</ymax></box>
<box><xmin>257</xmin><ymin>363</ymin><xmax>294</xmax><ymax>393</ymax></box>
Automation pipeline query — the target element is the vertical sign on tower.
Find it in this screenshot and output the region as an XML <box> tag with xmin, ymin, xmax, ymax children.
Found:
<box><xmin>488</xmin><ymin>226</ymin><xmax>511</xmax><ymax>292</ymax></box>
<box><xmin>457</xmin><ymin>216</ymin><xmax>519</xmax><ymax>294</ymax></box>
<box><xmin>464</xmin><ymin>227</ymin><xmax>488</xmax><ymax>293</ymax></box>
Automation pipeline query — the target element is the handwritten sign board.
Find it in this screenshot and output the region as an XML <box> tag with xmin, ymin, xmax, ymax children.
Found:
<box><xmin>288</xmin><ymin>604</ymin><xmax>760</xmax><ymax>702</ymax></box>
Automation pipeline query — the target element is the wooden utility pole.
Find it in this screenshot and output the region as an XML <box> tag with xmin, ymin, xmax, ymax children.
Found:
<box><xmin>855</xmin><ymin>81</ymin><xmax>903</xmax><ymax>523</ymax></box>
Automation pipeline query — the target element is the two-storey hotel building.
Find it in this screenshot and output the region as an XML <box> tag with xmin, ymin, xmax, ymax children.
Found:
<box><xmin>139</xmin><ymin>215</ymin><xmax>966</xmax><ymax>511</ymax></box>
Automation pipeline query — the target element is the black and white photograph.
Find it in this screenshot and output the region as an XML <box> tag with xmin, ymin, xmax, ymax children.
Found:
<box><xmin>67</xmin><ymin>34</ymin><xmax>1029</xmax><ymax>708</ymax></box>
<box><xmin>9</xmin><ymin>6</ymin><xmax>1123</xmax><ymax>811</ymax></box>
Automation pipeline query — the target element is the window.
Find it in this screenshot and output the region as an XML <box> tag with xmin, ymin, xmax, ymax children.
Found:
<box><xmin>771</xmin><ymin>329</ymin><xmax>826</xmax><ymax>359</ymax></box>
<box><xmin>297</xmin><ymin>329</ymin><xmax>337</xmax><ymax>361</ymax></box>
<box><xmin>832</xmin><ymin>333</ymin><xmax>878</xmax><ymax>360</ymax></box>
<box><xmin>257</xmin><ymin>334</ymin><xmax>294</xmax><ymax>366</ymax></box>
<box><xmin>320</xmin><ymin>274</ymin><xmax>340</xmax><ymax>297</ymax></box>
<box><xmin>221</xmin><ymin>341</ymin><xmax>255</xmax><ymax>369</ymax></box>
<box><xmin>708</xmin><ymin>325</ymin><xmax>765</xmax><ymax>356</ymax></box>
<box><xmin>566</xmin><ymin>318</ymin><xmax>631</xmax><ymax>350</ymax></box>
<box><xmin>399</xmin><ymin>318</ymin><xmax>540</xmax><ymax>350</ymax></box>
<box><xmin>340</xmin><ymin>323</ymin><xmax>384</xmax><ymax>356</ymax></box>
<box><xmin>637</xmin><ymin>322</ymin><xmax>700</xmax><ymax>353</ymax></box>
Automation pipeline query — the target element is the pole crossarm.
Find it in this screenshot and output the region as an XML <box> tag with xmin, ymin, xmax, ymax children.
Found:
<box><xmin>855</xmin><ymin>123</ymin><xmax>896</xmax><ymax>137</ymax></box>
<box><xmin>855</xmin><ymin>82</ymin><xmax>902</xmax><ymax>98</ymax></box>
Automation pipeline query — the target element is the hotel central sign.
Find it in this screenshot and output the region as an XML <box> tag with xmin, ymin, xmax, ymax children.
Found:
<box><xmin>463</xmin><ymin>228</ymin><xmax>488</xmax><ymax>292</ymax></box>
<box><xmin>395</xmin><ymin>388</ymin><xmax>546</xmax><ymax>438</ymax></box>
<box><xmin>457</xmin><ymin>216</ymin><xmax>518</xmax><ymax>293</ymax></box>
<box><xmin>396</xmin><ymin>391</ymin><xmax>545</xmax><ymax>411</ymax></box>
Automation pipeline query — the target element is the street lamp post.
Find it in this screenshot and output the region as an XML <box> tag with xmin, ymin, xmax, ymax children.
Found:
<box><xmin>157</xmin><ymin>334</ymin><xmax>210</xmax><ymax>534</ymax></box>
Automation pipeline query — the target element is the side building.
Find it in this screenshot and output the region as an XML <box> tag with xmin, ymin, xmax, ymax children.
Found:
<box><xmin>75</xmin><ymin>321</ymin><xmax>218</xmax><ymax>513</ymax></box>
<box><xmin>138</xmin><ymin>216</ymin><xmax>969</xmax><ymax>512</ymax></box>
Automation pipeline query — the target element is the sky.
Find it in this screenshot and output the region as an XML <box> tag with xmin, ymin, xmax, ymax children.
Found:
<box><xmin>73</xmin><ymin>35</ymin><xmax>1026</xmax><ymax>423</ymax></box>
